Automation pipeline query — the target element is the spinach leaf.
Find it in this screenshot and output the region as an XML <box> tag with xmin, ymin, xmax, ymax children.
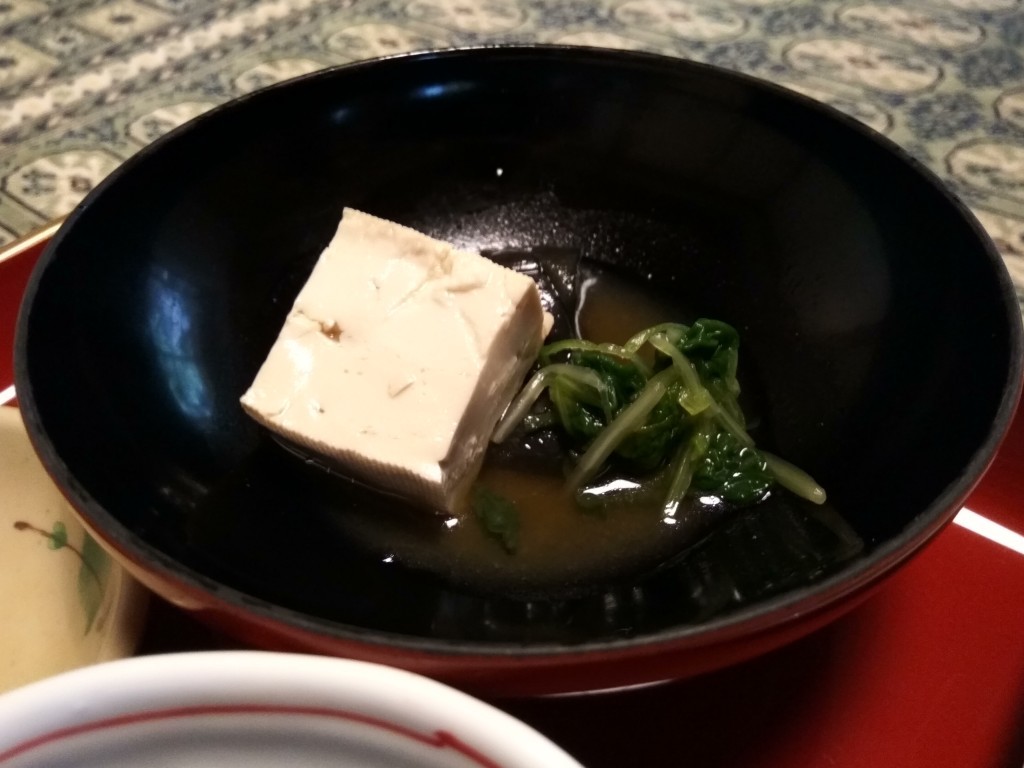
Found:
<box><xmin>614</xmin><ymin>380</ymin><xmax>688</xmax><ymax>472</ymax></box>
<box><xmin>568</xmin><ymin>349</ymin><xmax>647</xmax><ymax>411</ymax></box>
<box><xmin>493</xmin><ymin>316</ymin><xmax>827</xmax><ymax>525</ymax></box>
<box><xmin>549</xmin><ymin>378</ymin><xmax>606</xmax><ymax>441</ymax></box>
<box><xmin>543</xmin><ymin>348</ymin><xmax>650</xmax><ymax>445</ymax></box>
<box><xmin>472</xmin><ymin>486</ymin><xmax>521</xmax><ymax>554</ymax></box>
<box><xmin>692</xmin><ymin>431</ymin><xmax>774</xmax><ymax>505</ymax></box>
<box><xmin>680</xmin><ymin>319</ymin><xmax>739</xmax><ymax>371</ymax></box>
<box><xmin>678</xmin><ymin>319</ymin><xmax>743</xmax><ymax>418</ymax></box>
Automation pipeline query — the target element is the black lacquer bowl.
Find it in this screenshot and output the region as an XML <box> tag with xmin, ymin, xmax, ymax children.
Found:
<box><xmin>15</xmin><ymin>46</ymin><xmax>1022</xmax><ymax>696</ymax></box>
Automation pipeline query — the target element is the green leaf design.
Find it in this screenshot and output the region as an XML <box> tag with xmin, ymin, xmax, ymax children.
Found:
<box><xmin>13</xmin><ymin>520</ymin><xmax>112</xmax><ymax>634</ymax></box>
<box><xmin>77</xmin><ymin>533</ymin><xmax>111</xmax><ymax>634</ymax></box>
<box><xmin>48</xmin><ymin>521</ymin><xmax>68</xmax><ymax>550</ymax></box>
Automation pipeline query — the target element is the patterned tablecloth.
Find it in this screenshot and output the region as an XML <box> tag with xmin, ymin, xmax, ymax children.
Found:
<box><xmin>1</xmin><ymin>0</ymin><xmax>1023</xmax><ymax>308</ymax></box>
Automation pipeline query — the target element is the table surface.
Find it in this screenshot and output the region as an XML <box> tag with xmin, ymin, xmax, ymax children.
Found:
<box><xmin>0</xmin><ymin>0</ymin><xmax>1023</xmax><ymax>317</ymax></box>
<box><xmin>3</xmin><ymin>1</ymin><xmax>1024</xmax><ymax>765</ymax></box>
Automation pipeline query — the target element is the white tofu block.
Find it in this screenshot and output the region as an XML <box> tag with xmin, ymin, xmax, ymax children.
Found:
<box><xmin>240</xmin><ymin>208</ymin><xmax>550</xmax><ymax>514</ymax></box>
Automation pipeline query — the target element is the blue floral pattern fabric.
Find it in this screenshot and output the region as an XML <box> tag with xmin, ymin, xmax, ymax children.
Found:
<box><xmin>0</xmin><ymin>0</ymin><xmax>1022</xmax><ymax>308</ymax></box>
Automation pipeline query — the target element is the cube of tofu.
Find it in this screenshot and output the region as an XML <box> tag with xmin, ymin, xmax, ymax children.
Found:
<box><xmin>240</xmin><ymin>208</ymin><xmax>551</xmax><ymax>514</ymax></box>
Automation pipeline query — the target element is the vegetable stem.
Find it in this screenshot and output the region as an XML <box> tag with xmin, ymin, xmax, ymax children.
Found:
<box><xmin>648</xmin><ymin>333</ymin><xmax>713</xmax><ymax>415</ymax></box>
<box><xmin>566</xmin><ymin>367</ymin><xmax>679</xmax><ymax>490</ymax></box>
<box><xmin>662</xmin><ymin>417</ymin><xmax>715</xmax><ymax>517</ymax></box>
<box><xmin>711</xmin><ymin>403</ymin><xmax>755</xmax><ymax>447</ymax></box>
<box><xmin>493</xmin><ymin>364</ymin><xmax>611</xmax><ymax>444</ymax></box>
<box><xmin>540</xmin><ymin>339</ymin><xmax>650</xmax><ymax>376</ymax></box>
<box><xmin>623</xmin><ymin>322</ymin><xmax>687</xmax><ymax>354</ymax></box>
<box><xmin>762</xmin><ymin>451</ymin><xmax>828</xmax><ymax>505</ymax></box>
<box><xmin>494</xmin><ymin>317</ymin><xmax>829</xmax><ymax>525</ymax></box>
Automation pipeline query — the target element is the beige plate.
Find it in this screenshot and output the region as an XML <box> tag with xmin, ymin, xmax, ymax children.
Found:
<box><xmin>0</xmin><ymin>406</ymin><xmax>147</xmax><ymax>693</ymax></box>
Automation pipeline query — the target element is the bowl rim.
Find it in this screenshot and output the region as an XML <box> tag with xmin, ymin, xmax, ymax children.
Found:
<box><xmin>14</xmin><ymin>44</ymin><xmax>1024</xmax><ymax>666</ymax></box>
<box><xmin>0</xmin><ymin>650</ymin><xmax>582</xmax><ymax>765</ymax></box>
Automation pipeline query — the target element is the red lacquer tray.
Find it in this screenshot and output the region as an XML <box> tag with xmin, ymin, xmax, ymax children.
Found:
<box><xmin>4</xmin><ymin>227</ymin><xmax>1024</xmax><ymax>768</ymax></box>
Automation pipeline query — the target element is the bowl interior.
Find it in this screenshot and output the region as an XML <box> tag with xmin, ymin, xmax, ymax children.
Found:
<box><xmin>16</xmin><ymin>48</ymin><xmax>1020</xmax><ymax>652</ymax></box>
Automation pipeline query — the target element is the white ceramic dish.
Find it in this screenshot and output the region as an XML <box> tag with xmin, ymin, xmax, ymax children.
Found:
<box><xmin>0</xmin><ymin>406</ymin><xmax>146</xmax><ymax>693</ymax></box>
<box><xmin>0</xmin><ymin>651</ymin><xmax>582</xmax><ymax>767</ymax></box>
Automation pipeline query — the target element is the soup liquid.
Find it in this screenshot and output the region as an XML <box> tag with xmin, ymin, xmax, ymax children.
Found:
<box><xmin>333</xmin><ymin>262</ymin><xmax>743</xmax><ymax>596</ymax></box>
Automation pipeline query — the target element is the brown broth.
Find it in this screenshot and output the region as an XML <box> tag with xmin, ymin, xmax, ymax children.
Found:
<box><xmin>333</xmin><ymin>262</ymin><xmax>735</xmax><ymax>596</ymax></box>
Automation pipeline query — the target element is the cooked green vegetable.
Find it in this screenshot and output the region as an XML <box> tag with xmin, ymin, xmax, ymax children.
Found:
<box><xmin>692</xmin><ymin>430</ymin><xmax>774</xmax><ymax>505</ymax></box>
<box><xmin>662</xmin><ymin>414</ymin><xmax>714</xmax><ymax>516</ymax></box>
<box><xmin>494</xmin><ymin>318</ymin><xmax>827</xmax><ymax>519</ymax></box>
<box><xmin>566</xmin><ymin>367</ymin><xmax>679</xmax><ymax>489</ymax></box>
<box><xmin>762</xmin><ymin>451</ymin><xmax>827</xmax><ymax>505</ymax></box>
<box><xmin>471</xmin><ymin>486</ymin><xmax>520</xmax><ymax>554</ymax></box>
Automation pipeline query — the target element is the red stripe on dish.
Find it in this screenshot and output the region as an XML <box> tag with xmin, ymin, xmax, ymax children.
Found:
<box><xmin>0</xmin><ymin>703</ymin><xmax>503</xmax><ymax>768</ymax></box>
